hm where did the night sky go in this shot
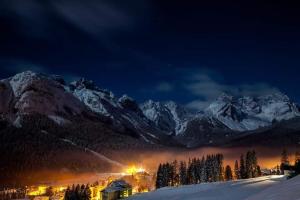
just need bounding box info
[1,0,300,109]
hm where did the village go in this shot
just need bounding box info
[0,166,154,200]
[1,149,298,200]
[0,163,294,200]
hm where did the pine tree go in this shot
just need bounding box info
[295,151,300,164]
[206,155,213,182]
[256,165,261,177]
[75,184,81,200]
[295,159,300,175]
[276,165,281,175]
[179,161,187,185]
[240,154,246,179]
[252,151,258,177]
[234,160,240,179]
[216,154,224,181]
[281,149,289,165]
[187,158,197,184]
[64,186,71,200]
[79,184,85,200]
[171,160,178,186]
[280,149,289,173]
[195,158,201,183]
[83,184,91,200]
[155,164,163,189]
[200,156,206,183]
[245,151,251,178]
[187,158,192,184]
[224,165,233,181]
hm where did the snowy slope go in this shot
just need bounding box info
[140,100,191,135]
[247,176,300,200]
[69,79,167,143]
[128,175,287,200]
[247,175,300,200]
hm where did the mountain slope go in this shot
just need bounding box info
[141,93,300,137]
[205,93,300,131]
[1,70,300,153]
[140,100,191,135]
[0,71,176,145]
[222,117,300,147]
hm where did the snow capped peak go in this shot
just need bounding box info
[118,94,134,103]
[164,100,178,110]
[1,71,300,146]
[11,70,39,78]
[70,78,98,90]
[50,74,66,85]
[259,92,290,102]
[0,70,87,125]
[205,92,300,131]
[118,94,141,112]
[8,71,43,97]
[216,92,234,102]
[140,100,191,135]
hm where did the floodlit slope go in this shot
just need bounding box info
[128,176,286,200]
[247,175,300,200]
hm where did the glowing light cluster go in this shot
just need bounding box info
[27,186,47,196]
[124,166,145,175]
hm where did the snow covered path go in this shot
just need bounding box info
[128,175,288,200]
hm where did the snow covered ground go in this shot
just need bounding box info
[128,175,300,200]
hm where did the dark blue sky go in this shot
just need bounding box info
[0,0,300,108]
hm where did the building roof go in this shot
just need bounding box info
[101,180,131,193]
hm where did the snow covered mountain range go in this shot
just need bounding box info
[141,92,299,133]
[0,71,300,147]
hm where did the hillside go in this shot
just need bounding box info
[128,175,300,200]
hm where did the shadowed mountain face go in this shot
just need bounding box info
[1,71,300,184]
[1,71,300,147]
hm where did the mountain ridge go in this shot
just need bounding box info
[0,70,300,148]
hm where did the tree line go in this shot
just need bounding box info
[280,149,300,178]
[155,150,261,189]
[234,150,261,179]
[64,184,91,200]
[0,189,26,200]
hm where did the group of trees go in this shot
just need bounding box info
[0,189,26,200]
[234,150,261,179]
[280,149,300,177]
[156,153,226,189]
[64,184,91,200]
[155,150,262,189]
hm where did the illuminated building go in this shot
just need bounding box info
[100,180,132,200]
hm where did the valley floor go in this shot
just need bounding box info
[128,175,300,200]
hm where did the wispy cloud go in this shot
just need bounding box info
[155,82,174,92]
[50,0,133,37]
[1,0,147,39]
[182,69,279,110]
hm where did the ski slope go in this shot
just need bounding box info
[128,175,300,200]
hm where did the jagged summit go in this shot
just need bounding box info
[205,91,300,131]
[1,71,300,147]
[140,100,191,135]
